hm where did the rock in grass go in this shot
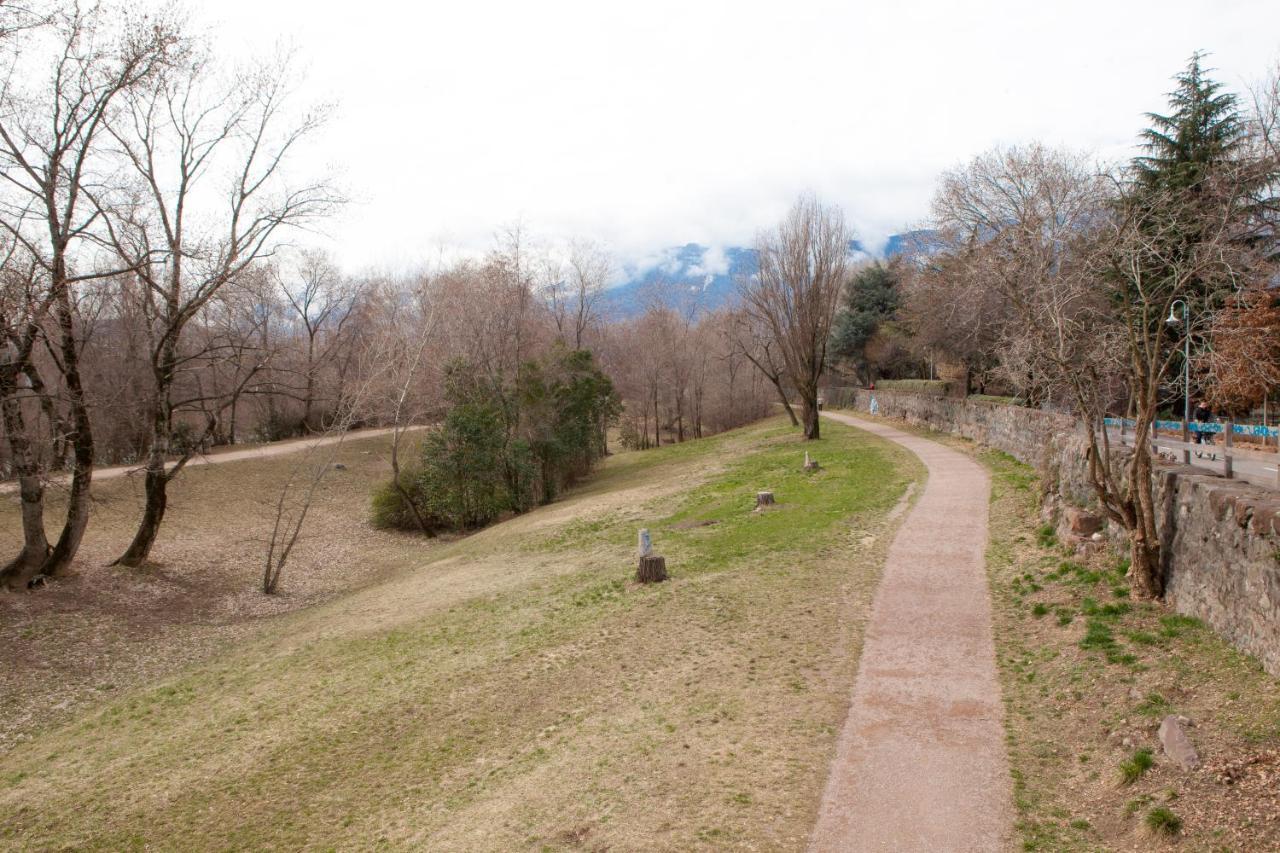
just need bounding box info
[1159,715,1201,770]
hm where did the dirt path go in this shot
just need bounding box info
[0,426,422,495]
[810,412,1011,851]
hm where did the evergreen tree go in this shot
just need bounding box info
[1135,52,1245,196]
[830,262,900,384]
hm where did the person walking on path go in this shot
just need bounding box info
[1193,399,1214,445]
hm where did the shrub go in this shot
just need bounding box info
[419,391,517,529]
[370,469,436,532]
[371,350,619,534]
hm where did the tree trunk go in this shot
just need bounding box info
[770,377,799,426]
[0,383,50,587]
[636,554,667,584]
[801,392,820,440]
[41,291,94,577]
[652,391,660,447]
[303,332,317,432]
[116,465,168,567]
[1125,433,1164,598]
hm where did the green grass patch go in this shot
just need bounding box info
[1145,806,1182,835]
[1118,748,1155,784]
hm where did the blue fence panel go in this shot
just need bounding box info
[1103,417,1277,438]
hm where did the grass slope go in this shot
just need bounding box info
[0,418,921,850]
[984,450,1280,852]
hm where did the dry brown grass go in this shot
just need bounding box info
[0,418,922,850]
[984,449,1280,852]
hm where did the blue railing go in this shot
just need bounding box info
[1103,417,1278,438]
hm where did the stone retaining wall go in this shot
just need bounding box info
[831,388,1280,677]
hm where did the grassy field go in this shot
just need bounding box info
[0,417,922,850]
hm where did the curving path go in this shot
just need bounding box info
[810,411,1011,852]
[0,426,423,496]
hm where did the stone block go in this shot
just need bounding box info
[1158,715,1201,770]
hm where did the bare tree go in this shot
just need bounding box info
[738,194,849,438]
[0,4,177,584]
[278,250,360,432]
[730,308,799,426]
[544,239,609,349]
[98,46,341,567]
[930,143,1270,598]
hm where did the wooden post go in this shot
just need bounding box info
[1223,422,1234,479]
[755,491,775,509]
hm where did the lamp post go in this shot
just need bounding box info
[1166,299,1190,463]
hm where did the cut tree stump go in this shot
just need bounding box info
[756,490,775,509]
[637,554,668,584]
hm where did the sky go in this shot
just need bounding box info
[185,0,1280,275]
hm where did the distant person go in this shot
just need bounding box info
[1192,399,1213,444]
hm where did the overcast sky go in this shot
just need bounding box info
[192,0,1280,275]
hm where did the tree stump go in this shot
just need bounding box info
[636,554,668,584]
[755,490,775,509]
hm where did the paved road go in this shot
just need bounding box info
[1106,428,1279,490]
[810,411,1011,852]
[0,426,419,496]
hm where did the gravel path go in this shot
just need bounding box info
[0,426,420,495]
[810,412,1011,852]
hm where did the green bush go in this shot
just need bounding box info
[371,349,619,535]
[420,391,518,529]
[370,471,432,531]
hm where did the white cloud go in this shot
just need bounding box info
[176,0,1279,272]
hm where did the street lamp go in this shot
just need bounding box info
[1166,299,1190,462]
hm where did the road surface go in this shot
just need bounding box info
[1106,428,1279,490]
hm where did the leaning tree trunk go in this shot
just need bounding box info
[115,465,168,567]
[117,353,178,567]
[768,376,799,427]
[41,293,94,577]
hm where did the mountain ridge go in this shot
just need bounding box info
[604,231,933,318]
